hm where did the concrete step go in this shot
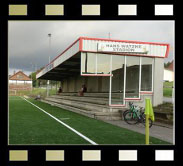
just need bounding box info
[50,95,109,105]
[44,97,124,113]
[41,99,122,120]
[57,92,123,99]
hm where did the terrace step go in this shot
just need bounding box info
[50,95,109,105]
[57,92,124,99]
[44,97,123,113]
[41,99,123,121]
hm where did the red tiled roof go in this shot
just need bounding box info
[9,71,31,81]
[166,61,174,71]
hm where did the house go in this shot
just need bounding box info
[9,71,32,91]
[164,61,174,82]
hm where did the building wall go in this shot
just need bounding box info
[153,58,164,106]
[101,77,110,92]
[62,79,68,92]
[164,69,174,82]
[86,77,99,92]
[9,80,32,84]
[62,76,110,93]
[67,77,75,92]
[75,76,86,92]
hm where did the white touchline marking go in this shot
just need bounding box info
[21,97,98,145]
[60,118,70,120]
[9,99,23,101]
[23,95,29,99]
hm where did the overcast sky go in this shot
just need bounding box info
[8,21,174,75]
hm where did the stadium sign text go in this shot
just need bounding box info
[98,42,148,53]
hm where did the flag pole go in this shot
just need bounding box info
[145,114,149,145]
[145,98,151,145]
[145,98,155,145]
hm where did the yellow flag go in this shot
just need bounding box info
[149,99,155,121]
[145,98,155,122]
[145,98,155,145]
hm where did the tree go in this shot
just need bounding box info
[29,67,60,88]
[29,72,37,87]
[164,61,172,68]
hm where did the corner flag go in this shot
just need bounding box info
[145,98,155,145]
[145,98,155,122]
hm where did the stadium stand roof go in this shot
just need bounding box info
[36,37,170,81]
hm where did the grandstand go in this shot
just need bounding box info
[36,37,170,120]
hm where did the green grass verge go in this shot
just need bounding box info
[13,88,57,98]
[163,88,173,97]
[163,81,173,87]
[9,96,171,145]
[163,81,173,97]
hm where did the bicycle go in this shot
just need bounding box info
[123,102,153,128]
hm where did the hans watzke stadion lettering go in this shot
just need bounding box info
[98,42,148,53]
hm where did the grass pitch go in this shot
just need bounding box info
[9,96,170,145]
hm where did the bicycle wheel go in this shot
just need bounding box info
[123,110,139,125]
[123,110,130,118]
[141,112,153,128]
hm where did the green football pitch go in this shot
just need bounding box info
[9,96,170,145]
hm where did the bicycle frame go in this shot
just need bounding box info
[129,102,141,119]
